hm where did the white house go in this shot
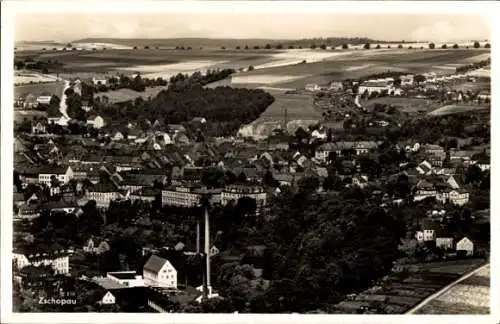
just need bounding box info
[92,77,108,86]
[143,255,178,288]
[437,189,470,206]
[358,80,393,95]
[36,96,52,105]
[112,131,124,141]
[13,246,69,275]
[31,121,47,134]
[305,84,321,92]
[100,291,116,305]
[415,229,436,242]
[38,165,74,186]
[87,115,105,129]
[456,237,474,256]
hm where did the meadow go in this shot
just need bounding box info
[14,80,66,98]
[428,104,490,116]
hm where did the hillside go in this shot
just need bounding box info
[72,38,286,49]
[71,37,395,49]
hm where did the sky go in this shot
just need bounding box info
[15,13,490,43]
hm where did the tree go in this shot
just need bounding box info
[221,46,226,50]
[429,43,436,49]
[310,44,317,50]
[398,44,403,49]
[453,44,459,49]
[248,65,255,71]
[473,41,481,49]
[342,44,348,49]
[144,45,150,49]
[265,44,272,50]
[235,45,240,50]
[276,44,283,50]
[441,44,447,49]
[320,44,327,50]
[414,74,426,84]
[244,45,249,50]
[485,43,491,48]
[375,44,381,49]
[465,165,483,185]
[363,43,371,50]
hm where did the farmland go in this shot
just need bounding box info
[331,258,487,314]
[14,80,66,98]
[413,264,490,314]
[237,90,320,139]
[428,104,490,116]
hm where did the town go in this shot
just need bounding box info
[12,36,491,314]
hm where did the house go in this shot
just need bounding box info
[220,185,267,210]
[400,74,414,86]
[415,220,440,242]
[423,144,445,156]
[12,243,69,275]
[358,80,393,95]
[86,114,105,129]
[162,185,220,208]
[92,77,108,86]
[168,124,187,134]
[210,246,220,257]
[352,175,369,189]
[436,236,454,250]
[416,161,433,175]
[83,238,111,255]
[38,165,74,186]
[100,291,116,305]
[130,187,161,203]
[305,84,321,92]
[143,255,177,288]
[191,117,207,124]
[173,132,190,145]
[86,182,123,208]
[36,96,52,106]
[31,121,47,134]
[42,200,78,214]
[16,205,41,220]
[437,188,470,206]
[329,81,343,91]
[111,131,125,141]
[456,237,474,256]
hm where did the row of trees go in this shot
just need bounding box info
[455,58,491,74]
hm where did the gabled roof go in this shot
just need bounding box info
[143,254,168,273]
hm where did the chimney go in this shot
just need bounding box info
[204,206,211,290]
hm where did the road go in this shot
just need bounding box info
[406,263,490,314]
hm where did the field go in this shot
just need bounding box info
[14,110,47,123]
[218,49,490,90]
[14,80,66,98]
[362,97,433,113]
[414,264,490,314]
[237,90,319,139]
[428,104,490,116]
[94,86,168,104]
[331,259,486,314]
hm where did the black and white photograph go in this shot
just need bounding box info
[1,1,497,322]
